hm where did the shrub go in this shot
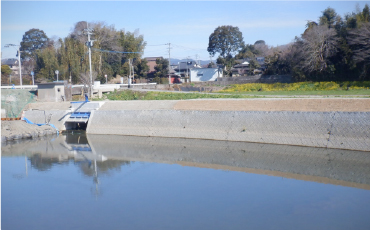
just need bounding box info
[219,81,370,93]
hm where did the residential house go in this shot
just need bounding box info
[1,58,19,75]
[231,61,251,77]
[231,57,265,77]
[172,61,201,82]
[167,64,181,83]
[144,57,163,76]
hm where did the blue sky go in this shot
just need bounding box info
[1,1,369,62]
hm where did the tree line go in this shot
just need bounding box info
[208,4,370,81]
[17,21,149,84]
[7,5,370,85]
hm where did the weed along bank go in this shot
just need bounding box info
[20,98,370,152]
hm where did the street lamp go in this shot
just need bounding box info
[186,56,191,82]
[55,70,59,81]
[4,44,22,87]
[31,71,35,85]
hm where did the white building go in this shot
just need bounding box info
[190,68,223,82]
[1,58,19,75]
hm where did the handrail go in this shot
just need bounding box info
[1,83,157,90]
[1,85,38,89]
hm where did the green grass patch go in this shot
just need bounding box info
[219,81,370,94]
[220,89,370,96]
[93,81,370,101]
[102,90,257,101]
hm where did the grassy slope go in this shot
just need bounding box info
[220,89,370,96]
[216,81,370,97]
[96,81,370,101]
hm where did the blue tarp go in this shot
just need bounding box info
[22,117,59,135]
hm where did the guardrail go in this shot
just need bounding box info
[1,85,38,89]
[1,83,157,90]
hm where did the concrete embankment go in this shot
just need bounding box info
[20,98,370,151]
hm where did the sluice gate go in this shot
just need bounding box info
[64,101,103,131]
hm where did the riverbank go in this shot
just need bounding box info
[86,98,369,151]
[4,98,370,151]
[1,120,58,143]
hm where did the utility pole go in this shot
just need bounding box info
[187,56,190,82]
[166,43,171,85]
[128,59,132,88]
[84,22,94,98]
[17,46,22,87]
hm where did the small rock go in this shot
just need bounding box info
[22,133,32,139]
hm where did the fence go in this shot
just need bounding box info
[1,89,36,118]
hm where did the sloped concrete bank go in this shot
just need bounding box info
[18,99,370,151]
[86,109,370,151]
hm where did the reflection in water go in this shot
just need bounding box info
[2,133,370,230]
[2,132,370,189]
[29,153,70,171]
[4,131,131,197]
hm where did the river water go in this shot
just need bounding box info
[2,132,370,230]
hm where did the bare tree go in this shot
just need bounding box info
[70,21,88,43]
[79,71,97,96]
[348,22,370,64]
[92,22,120,50]
[299,25,339,72]
[254,40,270,57]
[264,43,300,75]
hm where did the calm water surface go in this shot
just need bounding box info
[2,132,370,230]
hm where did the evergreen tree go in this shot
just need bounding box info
[20,28,49,60]
[35,46,59,81]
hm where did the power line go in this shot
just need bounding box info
[172,43,206,51]
[146,44,167,46]
[91,47,142,54]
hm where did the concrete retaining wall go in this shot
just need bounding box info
[86,110,370,151]
[216,74,292,85]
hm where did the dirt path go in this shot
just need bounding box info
[173,98,370,112]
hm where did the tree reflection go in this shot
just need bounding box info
[77,159,130,177]
[28,154,130,177]
[29,153,70,171]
